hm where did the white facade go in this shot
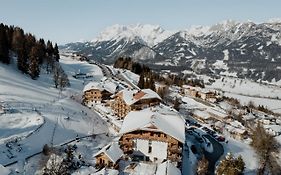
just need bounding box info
[134,139,168,162]
[86,100,101,107]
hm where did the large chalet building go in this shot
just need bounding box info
[83,80,117,107]
[118,110,185,164]
[111,89,162,119]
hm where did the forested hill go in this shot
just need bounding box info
[0,23,60,79]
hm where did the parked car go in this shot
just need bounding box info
[191,145,198,154]
[196,137,204,143]
[216,136,225,142]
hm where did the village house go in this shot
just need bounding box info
[198,89,219,103]
[118,110,185,164]
[181,85,199,97]
[83,79,117,107]
[225,120,248,140]
[94,142,123,169]
[111,89,162,119]
[122,160,181,175]
[182,85,220,102]
[191,108,229,124]
[264,125,281,136]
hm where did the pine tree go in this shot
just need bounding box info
[38,38,46,64]
[53,43,60,61]
[0,23,10,64]
[29,46,40,79]
[53,63,60,88]
[12,27,29,73]
[138,72,145,89]
[17,42,28,73]
[46,40,54,57]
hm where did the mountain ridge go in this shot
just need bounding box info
[61,20,281,83]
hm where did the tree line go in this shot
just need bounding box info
[0,23,60,79]
[113,57,196,90]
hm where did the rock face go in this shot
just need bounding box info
[61,21,281,82]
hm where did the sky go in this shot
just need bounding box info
[0,0,281,44]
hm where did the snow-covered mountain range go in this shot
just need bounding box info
[61,20,281,83]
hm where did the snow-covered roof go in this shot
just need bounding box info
[94,142,123,163]
[156,160,181,175]
[93,167,119,175]
[119,110,185,143]
[182,85,201,91]
[83,79,117,94]
[230,120,244,128]
[264,125,281,133]
[193,110,211,120]
[225,125,246,134]
[214,121,224,128]
[0,164,10,175]
[117,88,161,105]
[206,108,228,119]
[242,113,256,120]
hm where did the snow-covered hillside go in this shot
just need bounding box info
[0,56,110,173]
[205,76,281,113]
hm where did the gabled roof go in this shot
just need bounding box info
[119,110,185,143]
[156,160,181,175]
[83,79,117,94]
[116,88,161,105]
[94,142,123,163]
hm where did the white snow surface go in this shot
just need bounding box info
[0,56,108,169]
[206,77,281,113]
[0,164,10,175]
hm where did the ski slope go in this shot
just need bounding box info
[0,56,109,171]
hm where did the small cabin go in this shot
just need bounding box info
[94,142,123,169]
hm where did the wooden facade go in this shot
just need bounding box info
[119,130,183,163]
[111,96,131,119]
[95,153,119,169]
[111,94,161,119]
[83,89,113,107]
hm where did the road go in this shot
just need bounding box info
[203,134,224,175]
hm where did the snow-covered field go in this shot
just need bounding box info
[223,138,258,175]
[0,56,109,173]
[206,76,281,113]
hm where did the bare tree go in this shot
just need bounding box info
[53,63,70,90]
[197,156,209,175]
[250,123,281,175]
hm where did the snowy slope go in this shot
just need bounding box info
[205,76,281,113]
[0,56,109,170]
